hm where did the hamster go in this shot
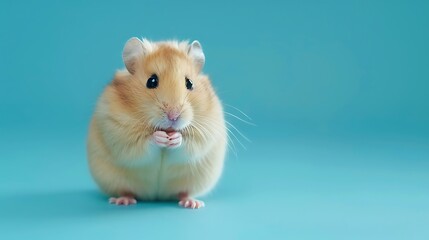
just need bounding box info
[87,37,227,209]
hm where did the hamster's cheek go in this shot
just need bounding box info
[143,108,163,127]
[181,104,194,122]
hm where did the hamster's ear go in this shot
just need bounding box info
[122,37,150,74]
[188,40,205,72]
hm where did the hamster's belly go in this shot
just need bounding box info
[128,145,192,200]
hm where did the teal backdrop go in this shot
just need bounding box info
[1,0,428,239]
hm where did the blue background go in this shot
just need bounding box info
[1,0,428,239]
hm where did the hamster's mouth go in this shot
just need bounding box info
[164,127,176,134]
[157,127,180,134]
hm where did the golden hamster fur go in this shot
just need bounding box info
[87,37,227,209]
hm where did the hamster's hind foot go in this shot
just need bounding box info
[178,198,205,209]
[109,196,137,206]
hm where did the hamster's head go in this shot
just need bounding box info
[111,37,216,134]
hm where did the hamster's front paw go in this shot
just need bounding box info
[167,131,182,148]
[152,131,182,148]
[152,131,170,147]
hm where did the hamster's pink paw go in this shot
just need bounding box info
[109,196,137,206]
[167,132,182,148]
[152,131,182,148]
[178,198,205,209]
[152,131,169,147]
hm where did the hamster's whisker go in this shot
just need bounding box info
[190,121,208,143]
[181,91,191,108]
[182,125,189,136]
[193,115,243,153]
[196,111,252,149]
[225,120,251,143]
[196,121,221,147]
[153,92,163,106]
[225,126,246,150]
[192,114,230,134]
[142,93,166,109]
[183,125,192,140]
[188,125,197,143]
[202,121,227,141]
[224,104,253,120]
[193,119,221,138]
[194,122,216,141]
[209,125,237,156]
[191,117,238,156]
[224,112,256,126]
[144,91,163,108]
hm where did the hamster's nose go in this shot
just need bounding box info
[167,110,180,122]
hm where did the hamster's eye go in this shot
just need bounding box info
[146,74,159,89]
[185,77,193,90]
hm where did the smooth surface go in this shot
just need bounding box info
[1,133,428,240]
[1,0,428,239]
